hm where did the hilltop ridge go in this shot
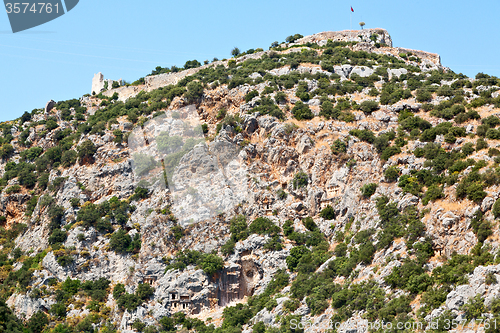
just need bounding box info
[98,29,442,103]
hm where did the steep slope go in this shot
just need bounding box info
[1,29,500,333]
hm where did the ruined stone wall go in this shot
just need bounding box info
[102,85,144,102]
[352,43,442,66]
[103,50,270,100]
[388,47,441,65]
[91,72,123,95]
[144,51,267,91]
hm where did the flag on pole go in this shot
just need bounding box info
[351,6,354,12]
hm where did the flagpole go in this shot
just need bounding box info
[350,12,352,30]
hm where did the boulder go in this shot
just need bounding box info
[388,68,408,79]
[350,66,374,78]
[334,64,353,78]
[482,196,495,212]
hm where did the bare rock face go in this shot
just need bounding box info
[297,134,314,154]
[7,293,54,319]
[5,26,500,333]
[440,265,500,316]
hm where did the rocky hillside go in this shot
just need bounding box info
[2,28,500,333]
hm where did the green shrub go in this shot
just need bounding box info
[61,150,77,168]
[483,116,500,128]
[359,100,379,114]
[286,245,310,271]
[113,283,155,312]
[477,138,489,151]
[489,148,500,157]
[385,259,430,293]
[221,239,236,256]
[49,229,67,245]
[380,146,401,160]
[21,147,43,161]
[282,220,294,237]
[274,92,287,104]
[77,140,97,164]
[470,211,492,243]
[477,124,490,137]
[229,214,248,242]
[131,319,146,332]
[231,47,240,57]
[416,89,432,102]
[198,254,224,276]
[70,198,80,208]
[159,316,175,331]
[319,205,336,220]
[291,101,314,120]
[249,217,279,235]
[285,34,303,43]
[45,118,59,131]
[171,225,184,241]
[276,189,287,200]
[251,96,286,120]
[319,100,340,119]
[201,124,208,134]
[5,185,21,194]
[295,81,310,101]
[486,128,500,140]
[420,128,436,142]
[50,302,67,318]
[185,81,204,103]
[109,229,141,254]
[422,185,444,205]
[493,198,500,218]
[216,108,227,120]
[57,255,74,267]
[27,311,49,333]
[486,272,498,285]
[331,139,347,155]
[292,171,308,189]
[462,295,485,320]
[130,186,149,201]
[444,132,456,143]
[462,142,475,156]
[349,129,375,144]
[0,144,14,159]
[245,90,259,102]
[302,217,318,231]
[384,166,400,182]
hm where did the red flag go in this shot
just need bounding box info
[351,6,354,12]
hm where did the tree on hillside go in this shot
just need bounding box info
[231,47,240,57]
[359,22,365,30]
[77,140,97,165]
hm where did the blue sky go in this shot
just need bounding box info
[0,0,499,122]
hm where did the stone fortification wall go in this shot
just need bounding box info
[91,72,123,95]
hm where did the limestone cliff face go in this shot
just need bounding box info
[2,29,500,333]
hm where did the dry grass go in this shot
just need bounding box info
[435,199,470,212]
